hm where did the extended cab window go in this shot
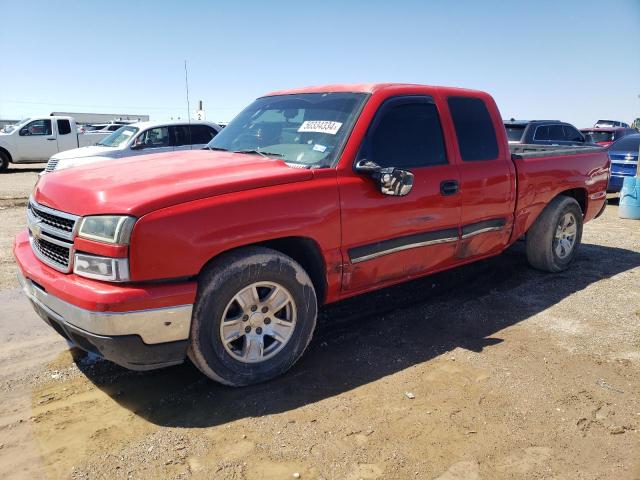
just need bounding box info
[548,125,564,141]
[20,119,52,136]
[447,97,498,161]
[363,98,447,169]
[57,119,71,135]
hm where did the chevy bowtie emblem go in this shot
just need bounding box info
[30,220,43,239]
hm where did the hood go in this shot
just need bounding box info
[33,150,314,217]
[52,145,120,160]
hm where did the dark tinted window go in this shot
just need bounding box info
[534,125,550,141]
[57,119,71,135]
[548,125,564,141]
[366,100,447,169]
[172,125,217,146]
[448,97,498,161]
[563,125,583,142]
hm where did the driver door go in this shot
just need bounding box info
[338,96,461,292]
[15,119,59,161]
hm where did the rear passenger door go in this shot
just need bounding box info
[171,125,218,151]
[446,95,516,260]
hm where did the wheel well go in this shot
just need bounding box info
[257,237,327,304]
[559,188,587,215]
[0,147,12,163]
[200,237,328,305]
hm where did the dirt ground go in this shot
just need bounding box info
[0,167,639,479]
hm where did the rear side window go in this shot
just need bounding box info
[548,125,564,141]
[172,125,217,146]
[57,119,71,135]
[364,98,448,169]
[534,126,550,141]
[448,97,498,161]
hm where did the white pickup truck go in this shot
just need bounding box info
[0,116,109,172]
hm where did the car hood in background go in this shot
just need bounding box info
[51,145,121,160]
[33,150,314,217]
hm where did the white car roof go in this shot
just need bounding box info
[124,120,222,130]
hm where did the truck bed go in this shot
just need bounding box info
[510,144,605,159]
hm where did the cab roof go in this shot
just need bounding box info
[264,83,489,97]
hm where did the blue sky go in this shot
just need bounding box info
[1,0,639,127]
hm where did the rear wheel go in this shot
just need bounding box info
[0,151,9,172]
[526,196,583,272]
[188,247,317,386]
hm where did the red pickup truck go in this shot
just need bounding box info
[14,83,609,386]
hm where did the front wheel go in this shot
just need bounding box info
[526,196,583,272]
[188,247,317,386]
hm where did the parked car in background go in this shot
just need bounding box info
[594,120,630,128]
[607,134,640,192]
[0,116,110,172]
[580,127,637,147]
[15,83,609,386]
[504,120,593,146]
[44,120,222,173]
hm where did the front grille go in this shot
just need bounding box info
[45,158,59,173]
[27,199,79,273]
[29,203,75,233]
[32,235,71,269]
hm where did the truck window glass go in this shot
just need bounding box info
[136,127,169,148]
[549,125,564,141]
[563,126,582,142]
[366,101,447,169]
[447,97,498,161]
[535,125,550,141]
[20,119,52,136]
[190,125,217,144]
[505,124,525,142]
[57,119,71,135]
[207,93,367,167]
[98,126,139,147]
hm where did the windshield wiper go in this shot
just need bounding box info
[205,146,229,151]
[233,149,284,158]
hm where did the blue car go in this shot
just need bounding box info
[608,134,640,193]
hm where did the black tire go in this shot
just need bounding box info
[0,151,9,173]
[526,196,583,272]
[188,246,317,386]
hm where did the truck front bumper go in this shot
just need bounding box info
[13,230,196,371]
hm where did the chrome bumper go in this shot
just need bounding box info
[17,271,193,345]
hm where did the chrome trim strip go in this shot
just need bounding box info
[27,208,75,241]
[18,271,193,345]
[460,226,503,239]
[28,196,81,223]
[351,237,458,264]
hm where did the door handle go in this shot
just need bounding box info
[46,138,56,141]
[440,180,459,196]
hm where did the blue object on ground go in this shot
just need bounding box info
[619,176,640,220]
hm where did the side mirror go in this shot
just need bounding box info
[355,159,414,197]
[19,128,29,136]
[583,134,594,143]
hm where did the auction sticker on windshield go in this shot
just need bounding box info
[298,121,342,135]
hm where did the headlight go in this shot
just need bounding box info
[74,253,129,282]
[78,216,135,244]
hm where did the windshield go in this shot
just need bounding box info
[98,126,139,147]
[505,124,525,142]
[207,92,368,167]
